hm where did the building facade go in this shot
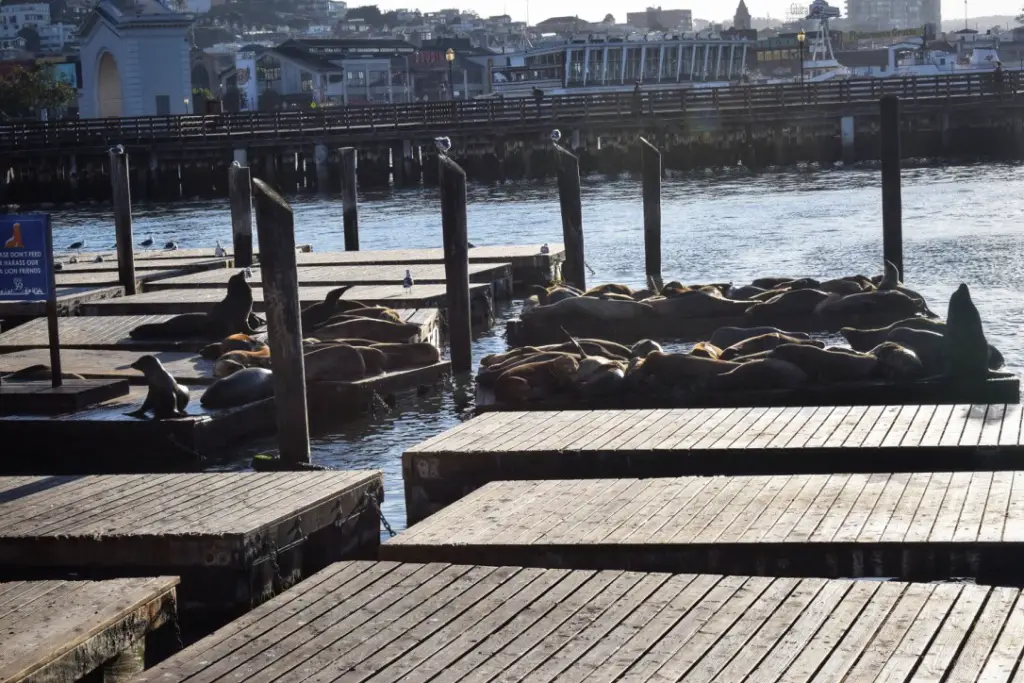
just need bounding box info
[625,8,694,32]
[844,0,939,31]
[733,0,752,30]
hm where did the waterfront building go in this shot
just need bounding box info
[844,0,939,31]
[626,8,694,32]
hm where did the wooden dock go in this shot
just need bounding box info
[52,244,313,262]
[0,285,123,320]
[0,308,439,352]
[136,559,1024,683]
[403,404,1024,524]
[54,267,222,290]
[0,473,382,620]
[54,256,232,273]
[0,577,179,683]
[385,472,1024,582]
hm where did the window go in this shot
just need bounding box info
[300,70,313,91]
[346,69,366,87]
[155,95,170,115]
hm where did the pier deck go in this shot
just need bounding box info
[404,404,1024,523]
[137,559,1024,683]
[77,283,494,317]
[0,308,439,352]
[0,285,123,320]
[54,256,232,273]
[52,244,313,262]
[54,267,213,290]
[0,472,382,619]
[386,472,1024,582]
[0,577,179,683]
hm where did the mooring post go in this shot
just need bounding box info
[438,153,472,374]
[880,94,903,280]
[252,178,310,465]
[640,137,662,287]
[228,162,253,268]
[553,142,586,291]
[108,145,137,296]
[339,147,359,251]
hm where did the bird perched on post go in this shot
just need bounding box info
[403,269,414,291]
[215,241,226,258]
[434,137,452,154]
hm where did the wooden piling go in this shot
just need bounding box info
[108,146,136,296]
[553,143,586,290]
[340,147,359,251]
[438,154,472,374]
[228,162,253,268]
[880,95,903,279]
[640,137,662,287]
[252,178,310,465]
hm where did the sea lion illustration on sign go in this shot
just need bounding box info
[4,222,24,248]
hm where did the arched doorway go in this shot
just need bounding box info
[97,51,123,118]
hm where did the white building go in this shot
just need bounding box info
[0,1,76,53]
[327,0,348,18]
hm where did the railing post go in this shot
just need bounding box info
[252,178,310,466]
[880,95,903,280]
[108,145,136,296]
[228,161,253,268]
[553,139,586,291]
[639,137,661,287]
[438,154,472,374]
[339,147,359,251]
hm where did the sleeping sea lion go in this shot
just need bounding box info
[200,333,267,360]
[816,278,864,295]
[630,339,663,358]
[815,289,930,325]
[726,285,767,300]
[648,290,750,318]
[746,289,830,323]
[201,367,275,409]
[522,296,657,322]
[370,342,441,370]
[126,355,189,419]
[840,317,946,351]
[341,307,402,323]
[313,318,422,344]
[629,351,740,390]
[478,352,576,387]
[529,285,580,306]
[767,344,877,384]
[300,286,355,330]
[869,342,925,381]
[303,343,368,381]
[130,271,256,340]
[751,276,798,290]
[945,283,990,381]
[777,277,821,290]
[709,326,812,350]
[719,333,824,361]
[493,355,579,403]
[213,348,272,377]
[704,358,808,392]
[584,283,634,297]
[689,342,723,359]
[885,327,946,376]
[3,364,86,381]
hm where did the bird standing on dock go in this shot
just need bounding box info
[244,267,253,279]
[434,137,452,154]
[164,241,178,251]
[139,236,153,248]
[67,239,86,250]
[93,254,104,263]
[215,241,226,258]
[540,243,550,255]
[403,269,414,292]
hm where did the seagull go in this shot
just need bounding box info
[93,254,104,263]
[550,129,561,143]
[403,269,414,291]
[468,241,476,249]
[164,241,178,251]
[214,241,226,258]
[434,136,452,154]
[244,267,253,279]
[54,262,63,271]
[540,243,550,254]
[69,255,79,264]
[139,236,153,248]
[67,239,85,250]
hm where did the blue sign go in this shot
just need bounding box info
[0,215,53,301]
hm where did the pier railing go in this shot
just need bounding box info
[2,71,1018,153]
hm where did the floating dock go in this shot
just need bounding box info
[384,472,1024,582]
[52,244,314,262]
[0,577,179,683]
[136,560,1024,682]
[0,285,123,321]
[54,256,232,273]
[0,473,382,625]
[404,404,1024,523]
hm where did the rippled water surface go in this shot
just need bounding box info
[50,163,1024,531]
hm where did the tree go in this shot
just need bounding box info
[346,4,384,26]
[0,65,76,120]
[1016,7,1023,24]
[602,13,615,23]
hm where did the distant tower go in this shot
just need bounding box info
[733,0,752,29]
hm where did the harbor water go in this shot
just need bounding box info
[49,162,1024,531]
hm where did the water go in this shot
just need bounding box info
[51,162,1024,531]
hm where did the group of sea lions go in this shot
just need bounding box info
[481,282,1001,405]
[522,261,937,333]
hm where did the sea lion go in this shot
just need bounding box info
[480,346,548,368]
[130,271,256,340]
[313,318,421,344]
[201,367,275,409]
[478,352,576,387]
[689,342,723,359]
[126,355,189,419]
[709,326,813,350]
[815,289,930,326]
[886,327,947,376]
[493,355,579,403]
[767,344,877,384]
[748,289,788,302]
[212,358,246,378]
[817,278,864,295]
[629,351,740,390]
[213,348,272,377]
[591,292,636,302]
[523,295,657,322]
[481,340,628,368]
[648,290,750,319]
[705,358,808,392]
[584,283,633,297]
[630,339,663,358]
[529,285,580,306]
[726,285,767,300]
[565,335,626,385]
[746,289,830,323]
[777,277,821,290]
[840,317,947,351]
[660,281,690,297]
[751,276,798,290]
[300,286,355,330]
[303,343,368,381]
[878,260,901,290]
[945,283,990,382]
[576,364,626,396]
[3,364,86,381]
[370,342,441,369]
[200,333,267,360]
[719,333,824,361]
[870,342,925,381]
[340,307,402,323]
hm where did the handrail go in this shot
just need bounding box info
[1,71,1018,152]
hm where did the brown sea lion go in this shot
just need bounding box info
[748,288,788,302]
[689,342,723,359]
[630,351,740,389]
[3,364,86,381]
[584,283,633,297]
[130,270,256,340]
[370,342,441,370]
[213,348,272,377]
[648,290,750,318]
[945,283,989,382]
[300,285,355,331]
[767,344,877,383]
[815,290,931,326]
[705,358,808,392]
[341,307,402,323]
[200,367,274,409]
[726,285,767,300]
[777,277,821,290]
[200,333,267,360]
[523,295,656,321]
[303,343,367,382]
[870,342,925,381]
[529,285,580,305]
[478,351,575,387]
[816,278,864,295]
[493,355,579,403]
[719,333,824,361]
[840,317,946,351]
[746,289,831,323]
[630,339,663,358]
[709,326,813,350]
[313,318,422,344]
[886,327,946,376]
[212,358,246,378]
[480,346,547,367]
[126,355,189,419]
[752,276,798,290]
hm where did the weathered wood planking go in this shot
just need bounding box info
[0,349,216,384]
[0,285,123,318]
[53,245,313,262]
[385,473,1024,581]
[78,283,493,317]
[0,472,382,617]
[136,560,1024,683]
[143,262,512,290]
[403,404,1024,524]
[54,268,198,289]
[293,243,563,268]
[0,308,439,352]
[53,256,231,273]
[0,577,178,683]
[0,378,130,414]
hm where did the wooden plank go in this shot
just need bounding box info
[0,577,178,683]
[0,348,215,384]
[53,257,231,273]
[292,244,564,268]
[53,245,313,262]
[0,285,124,318]
[54,268,189,289]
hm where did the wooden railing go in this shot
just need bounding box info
[1,72,1018,153]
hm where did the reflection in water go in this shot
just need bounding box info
[52,163,1024,530]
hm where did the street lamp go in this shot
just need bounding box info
[796,30,806,86]
[445,48,455,101]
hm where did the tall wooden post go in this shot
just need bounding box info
[553,143,586,291]
[109,145,136,296]
[228,162,253,268]
[438,154,472,374]
[252,178,310,465]
[640,137,662,287]
[339,147,359,251]
[880,95,903,280]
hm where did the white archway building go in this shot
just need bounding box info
[78,0,195,118]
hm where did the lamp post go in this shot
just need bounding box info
[796,30,806,87]
[445,48,455,100]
